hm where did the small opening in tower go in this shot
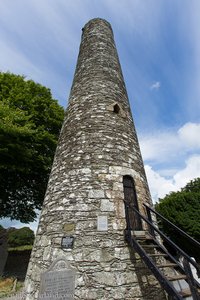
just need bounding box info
[113,104,120,114]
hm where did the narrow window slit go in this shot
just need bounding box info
[113,104,120,114]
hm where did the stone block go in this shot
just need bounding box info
[76,220,95,230]
[114,247,130,260]
[88,189,105,198]
[42,246,51,261]
[100,199,114,211]
[112,218,126,230]
[40,236,50,247]
[82,168,91,174]
[113,182,123,191]
[113,199,126,218]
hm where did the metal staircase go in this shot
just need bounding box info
[124,203,200,300]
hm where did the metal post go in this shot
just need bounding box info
[145,205,156,238]
[183,257,200,300]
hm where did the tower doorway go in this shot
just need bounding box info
[123,175,142,231]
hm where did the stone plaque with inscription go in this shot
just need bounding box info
[61,236,74,250]
[39,257,76,300]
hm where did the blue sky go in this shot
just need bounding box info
[0,0,200,231]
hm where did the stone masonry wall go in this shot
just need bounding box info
[24,19,166,300]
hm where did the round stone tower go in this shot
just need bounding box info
[24,18,165,300]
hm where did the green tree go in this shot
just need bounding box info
[0,72,64,222]
[155,178,200,261]
[7,227,35,247]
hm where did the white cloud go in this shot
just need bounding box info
[150,81,161,90]
[178,122,200,148]
[140,122,200,163]
[145,155,200,203]
[141,122,200,202]
[173,155,200,188]
[145,165,176,200]
[140,131,179,162]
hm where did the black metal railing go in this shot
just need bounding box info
[124,202,200,300]
[144,203,200,300]
[143,203,200,272]
[144,203,200,251]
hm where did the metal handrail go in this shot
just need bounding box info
[127,231,183,300]
[144,203,200,249]
[125,202,200,299]
[126,203,200,275]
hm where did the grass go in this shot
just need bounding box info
[8,245,32,252]
[0,277,24,298]
[0,245,31,298]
